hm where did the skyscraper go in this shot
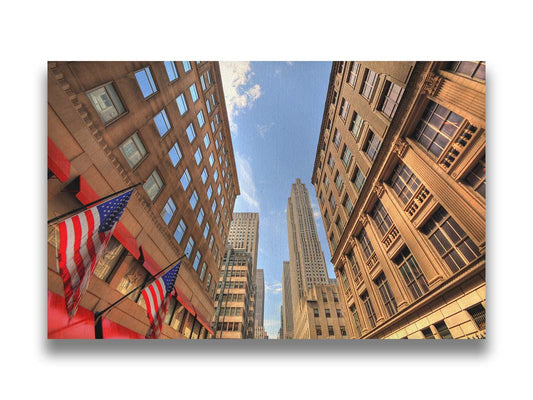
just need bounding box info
[254,269,265,329]
[214,212,259,338]
[282,178,347,339]
[281,261,294,338]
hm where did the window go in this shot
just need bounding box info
[393,247,429,300]
[201,168,208,183]
[206,272,212,290]
[204,223,210,239]
[379,81,405,119]
[153,109,171,137]
[340,326,347,336]
[182,61,192,72]
[350,304,362,337]
[463,156,486,198]
[339,98,350,120]
[211,121,216,134]
[143,170,163,200]
[200,75,206,91]
[197,207,205,226]
[185,236,195,258]
[87,82,126,124]
[434,320,453,339]
[207,185,213,200]
[325,308,331,318]
[176,93,188,115]
[361,291,377,328]
[357,228,374,259]
[180,169,191,190]
[203,133,211,149]
[199,263,207,281]
[411,101,464,157]
[375,272,398,317]
[347,62,360,86]
[347,249,360,276]
[332,91,338,105]
[208,235,214,250]
[194,147,203,165]
[334,171,344,193]
[370,200,393,236]
[421,206,481,273]
[332,129,341,148]
[197,110,205,127]
[362,130,382,161]
[328,154,335,170]
[352,166,366,192]
[316,325,322,336]
[186,123,196,142]
[135,66,157,98]
[189,190,199,209]
[119,132,146,168]
[168,142,182,167]
[448,61,485,81]
[314,308,319,317]
[93,237,124,281]
[328,193,336,210]
[342,194,353,217]
[164,61,179,82]
[211,93,216,106]
[466,303,486,330]
[212,200,217,214]
[189,83,199,102]
[361,68,378,100]
[206,99,211,114]
[174,219,187,243]
[193,252,201,270]
[209,153,215,166]
[328,326,334,336]
[421,327,434,339]
[341,145,352,169]
[160,197,176,225]
[349,112,364,141]
[336,309,342,318]
[389,162,421,205]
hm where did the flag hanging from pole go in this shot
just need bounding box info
[56,189,134,318]
[141,262,181,339]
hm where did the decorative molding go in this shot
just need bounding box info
[393,138,409,159]
[359,214,368,227]
[373,183,385,198]
[422,73,444,97]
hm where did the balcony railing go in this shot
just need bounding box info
[464,330,486,340]
[381,224,400,249]
[365,252,379,271]
[439,124,478,171]
[405,184,431,218]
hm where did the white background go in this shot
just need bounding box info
[1,1,530,399]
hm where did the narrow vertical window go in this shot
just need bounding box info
[176,93,188,115]
[164,61,179,82]
[135,66,158,98]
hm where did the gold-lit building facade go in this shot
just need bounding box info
[48,61,239,339]
[312,61,486,339]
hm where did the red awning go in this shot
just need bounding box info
[74,176,99,204]
[140,246,161,276]
[48,137,71,182]
[175,288,196,317]
[102,318,144,339]
[47,291,95,339]
[195,311,214,335]
[113,222,141,260]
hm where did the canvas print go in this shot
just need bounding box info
[47,61,486,339]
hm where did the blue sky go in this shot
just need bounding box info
[219,61,332,338]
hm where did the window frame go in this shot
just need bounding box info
[86,81,127,126]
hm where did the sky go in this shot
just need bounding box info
[219,61,332,338]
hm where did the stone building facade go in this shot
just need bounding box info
[312,61,486,339]
[48,61,239,339]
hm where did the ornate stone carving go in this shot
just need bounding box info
[393,138,409,159]
[422,73,444,97]
[359,214,368,227]
[373,183,385,198]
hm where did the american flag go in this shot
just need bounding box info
[56,189,133,318]
[141,263,181,339]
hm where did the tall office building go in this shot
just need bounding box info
[48,61,239,339]
[254,269,265,329]
[281,261,293,338]
[214,212,259,338]
[312,61,485,339]
[282,179,348,339]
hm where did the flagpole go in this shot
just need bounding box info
[93,254,187,323]
[47,182,143,226]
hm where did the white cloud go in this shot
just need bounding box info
[310,201,322,221]
[234,152,260,212]
[257,122,274,138]
[265,281,282,294]
[219,62,262,134]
